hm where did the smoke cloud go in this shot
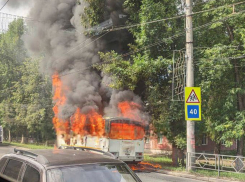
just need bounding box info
[23,0,148,126]
[4,0,33,9]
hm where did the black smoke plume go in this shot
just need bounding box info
[23,0,148,123]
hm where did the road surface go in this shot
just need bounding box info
[137,172,204,182]
[0,145,14,157]
[0,145,204,182]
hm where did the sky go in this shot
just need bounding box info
[0,0,31,17]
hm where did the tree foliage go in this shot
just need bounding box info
[96,0,245,159]
[0,20,55,143]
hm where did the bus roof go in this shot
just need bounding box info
[104,117,138,122]
[104,117,147,127]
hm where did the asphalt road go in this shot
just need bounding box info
[137,172,204,182]
[0,145,14,157]
[0,145,204,182]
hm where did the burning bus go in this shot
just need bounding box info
[58,117,146,163]
[52,74,148,163]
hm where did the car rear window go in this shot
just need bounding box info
[3,159,23,180]
[0,158,7,173]
[47,163,138,182]
[23,165,40,182]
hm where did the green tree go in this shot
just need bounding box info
[0,19,26,142]
[0,19,55,144]
[12,59,55,143]
[81,0,245,159]
[193,0,245,155]
[97,0,187,166]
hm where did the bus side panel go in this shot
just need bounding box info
[108,139,121,154]
[99,138,109,152]
[75,135,109,152]
[134,139,144,161]
[135,140,144,153]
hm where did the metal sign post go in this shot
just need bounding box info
[186,0,195,171]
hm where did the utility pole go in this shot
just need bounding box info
[186,0,195,171]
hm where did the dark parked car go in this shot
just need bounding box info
[0,148,142,182]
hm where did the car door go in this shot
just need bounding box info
[0,158,24,182]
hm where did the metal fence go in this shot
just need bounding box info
[186,152,245,176]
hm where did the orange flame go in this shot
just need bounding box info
[52,73,69,135]
[52,73,105,141]
[109,123,144,140]
[71,108,105,137]
[118,101,142,121]
[52,73,146,144]
[115,101,145,140]
[128,162,162,171]
[140,162,162,169]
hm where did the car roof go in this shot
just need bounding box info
[6,149,123,168]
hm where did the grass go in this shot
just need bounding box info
[3,141,54,149]
[143,154,245,181]
[143,154,185,171]
[191,169,245,181]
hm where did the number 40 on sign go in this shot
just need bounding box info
[185,87,201,121]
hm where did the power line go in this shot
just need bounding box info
[104,14,186,32]
[192,1,245,15]
[1,1,244,32]
[0,12,69,23]
[55,9,245,78]
[0,0,10,11]
[2,8,245,80]
[193,0,215,6]
[58,31,110,60]
[48,32,110,76]
[120,9,245,59]
[1,4,245,79]
[195,55,245,62]
[101,1,245,33]
[51,31,108,64]
[56,50,245,79]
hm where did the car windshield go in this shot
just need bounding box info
[47,163,138,182]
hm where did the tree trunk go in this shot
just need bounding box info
[234,60,245,155]
[21,134,28,144]
[226,23,245,156]
[172,143,185,167]
[178,148,185,167]
[214,142,221,154]
[8,129,11,143]
[172,143,179,166]
[237,137,244,156]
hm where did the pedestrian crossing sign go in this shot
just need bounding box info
[185,87,201,121]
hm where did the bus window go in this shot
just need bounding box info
[105,119,111,134]
[109,123,144,140]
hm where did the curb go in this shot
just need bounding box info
[156,169,241,182]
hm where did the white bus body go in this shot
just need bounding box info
[58,117,146,163]
[74,136,144,162]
